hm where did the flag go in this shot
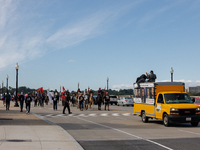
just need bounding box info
[62,86,65,94]
[37,87,43,95]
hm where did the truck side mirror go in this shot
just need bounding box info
[192,98,195,103]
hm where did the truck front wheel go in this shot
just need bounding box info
[163,114,170,127]
[141,111,148,123]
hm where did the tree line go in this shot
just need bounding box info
[0,86,134,96]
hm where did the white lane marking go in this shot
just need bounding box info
[112,113,119,116]
[122,113,131,116]
[88,114,96,117]
[77,117,173,150]
[68,114,74,117]
[78,114,85,117]
[178,129,200,135]
[57,114,65,117]
[100,113,108,116]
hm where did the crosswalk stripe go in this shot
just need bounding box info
[112,113,119,116]
[100,113,108,116]
[122,113,131,116]
[88,114,96,116]
[57,114,65,117]
[78,114,85,117]
[36,113,131,118]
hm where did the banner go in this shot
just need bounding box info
[47,90,54,104]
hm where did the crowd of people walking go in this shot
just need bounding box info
[1,87,111,114]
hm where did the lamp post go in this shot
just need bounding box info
[78,82,79,90]
[2,81,3,94]
[14,63,19,107]
[107,77,109,92]
[170,67,174,82]
[6,75,9,94]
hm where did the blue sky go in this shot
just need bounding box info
[0,0,200,91]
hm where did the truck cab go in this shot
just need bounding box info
[133,82,200,127]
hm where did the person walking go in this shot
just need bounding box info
[84,89,88,110]
[34,94,38,107]
[53,90,59,111]
[79,93,84,111]
[104,92,110,111]
[6,93,11,110]
[25,93,32,114]
[97,88,104,110]
[63,91,72,114]
[19,92,25,112]
[2,93,5,107]
[76,89,81,109]
[71,92,76,107]
[41,93,45,107]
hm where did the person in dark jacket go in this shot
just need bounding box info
[104,92,110,111]
[136,74,147,88]
[25,93,32,114]
[79,93,84,111]
[97,88,104,110]
[19,92,24,112]
[6,93,11,110]
[53,90,59,111]
[146,70,157,82]
[63,91,72,114]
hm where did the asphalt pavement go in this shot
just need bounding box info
[1,101,200,150]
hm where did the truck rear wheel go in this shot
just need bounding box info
[191,122,199,127]
[163,114,170,127]
[141,111,148,123]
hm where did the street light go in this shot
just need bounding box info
[2,81,3,94]
[14,63,19,107]
[170,67,174,82]
[107,77,109,92]
[6,75,9,94]
[78,82,79,90]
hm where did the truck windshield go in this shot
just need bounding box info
[164,93,193,104]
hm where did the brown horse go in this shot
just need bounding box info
[89,93,94,109]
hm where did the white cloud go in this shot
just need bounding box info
[67,60,75,63]
[0,1,140,70]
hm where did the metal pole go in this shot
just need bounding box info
[2,82,3,94]
[7,78,8,94]
[171,73,173,82]
[15,69,19,107]
[107,79,108,92]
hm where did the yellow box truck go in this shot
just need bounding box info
[133,82,200,127]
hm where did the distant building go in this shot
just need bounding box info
[188,86,200,93]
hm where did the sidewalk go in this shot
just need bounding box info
[0,101,83,150]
